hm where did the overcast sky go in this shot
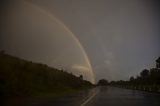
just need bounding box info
[0,0,160,83]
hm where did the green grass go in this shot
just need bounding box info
[0,52,93,98]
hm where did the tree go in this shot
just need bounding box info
[156,57,160,68]
[140,69,149,78]
[97,79,108,86]
[130,76,134,82]
[79,75,83,80]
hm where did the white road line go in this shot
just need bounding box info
[80,90,99,106]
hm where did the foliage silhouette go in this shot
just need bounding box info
[109,57,160,92]
[97,79,108,86]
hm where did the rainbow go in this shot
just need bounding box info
[23,1,95,83]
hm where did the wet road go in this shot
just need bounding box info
[85,86,160,106]
[5,88,96,106]
[5,86,160,106]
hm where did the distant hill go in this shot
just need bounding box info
[0,51,93,98]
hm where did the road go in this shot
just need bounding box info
[85,86,160,106]
[4,86,160,106]
[4,88,96,106]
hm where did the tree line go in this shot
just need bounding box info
[97,57,160,93]
[108,57,160,92]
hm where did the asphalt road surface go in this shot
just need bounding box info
[4,86,160,106]
[85,86,160,106]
